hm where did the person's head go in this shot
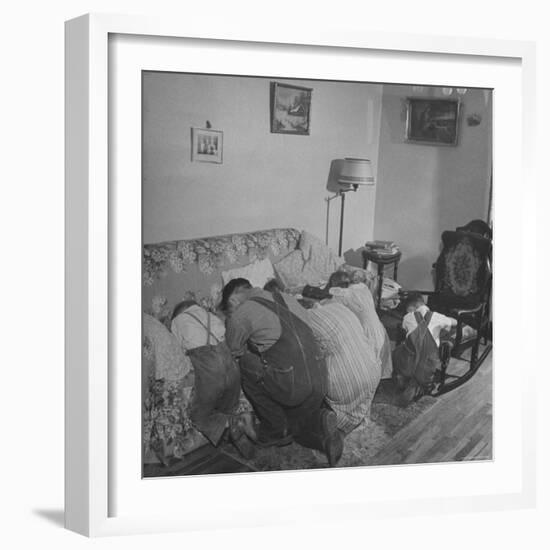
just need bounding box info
[403,292,425,314]
[171,299,198,321]
[220,278,252,314]
[263,278,283,293]
[326,270,351,290]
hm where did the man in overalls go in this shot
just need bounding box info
[221,278,343,467]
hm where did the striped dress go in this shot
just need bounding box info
[307,302,382,434]
[329,283,393,379]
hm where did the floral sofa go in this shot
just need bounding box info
[142,227,375,464]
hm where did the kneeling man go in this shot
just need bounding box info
[221,278,343,466]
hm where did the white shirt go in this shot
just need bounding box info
[171,305,226,351]
[402,305,456,346]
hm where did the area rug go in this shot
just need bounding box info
[223,341,490,472]
[222,377,438,472]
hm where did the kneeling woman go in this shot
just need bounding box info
[307,301,382,434]
[326,271,393,379]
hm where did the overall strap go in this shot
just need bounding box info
[412,310,429,341]
[250,295,299,331]
[413,310,432,327]
[249,295,311,367]
[409,310,437,352]
[272,290,288,310]
[249,296,279,313]
[182,310,220,345]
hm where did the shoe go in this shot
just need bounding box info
[228,416,256,459]
[321,410,343,467]
[325,431,344,467]
[228,412,258,441]
[230,432,256,460]
[238,412,258,441]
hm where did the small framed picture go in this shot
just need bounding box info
[405,98,461,145]
[191,127,223,163]
[270,82,312,135]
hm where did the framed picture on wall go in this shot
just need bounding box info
[191,127,223,163]
[405,98,461,145]
[270,82,312,135]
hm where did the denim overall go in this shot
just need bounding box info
[239,292,328,450]
[392,310,439,401]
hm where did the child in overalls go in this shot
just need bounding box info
[171,300,256,457]
[392,293,457,406]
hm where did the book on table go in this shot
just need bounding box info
[365,240,395,250]
[365,241,400,257]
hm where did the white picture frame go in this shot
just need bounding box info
[191,127,224,164]
[65,13,537,537]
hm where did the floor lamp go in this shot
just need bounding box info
[326,158,375,256]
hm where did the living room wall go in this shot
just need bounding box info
[373,85,492,289]
[143,72,383,260]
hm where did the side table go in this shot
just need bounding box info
[362,248,402,310]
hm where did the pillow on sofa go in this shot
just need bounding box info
[272,249,306,289]
[274,231,345,288]
[300,231,344,284]
[221,257,276,289]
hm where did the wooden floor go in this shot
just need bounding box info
[370,351,493,465]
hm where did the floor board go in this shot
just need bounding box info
[370,351,492,465]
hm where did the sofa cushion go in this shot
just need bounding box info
[221,257,276,289]
[272,249,306,289]
[299,230,345,275]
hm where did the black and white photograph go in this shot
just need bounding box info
[141,72,493,478]
[191,127,223,163]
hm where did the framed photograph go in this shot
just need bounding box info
[270,82,312,134]
[65,13,535,537]
[191,127,223,163]
[405,98,460,145]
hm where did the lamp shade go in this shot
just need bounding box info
[337,158,374,186]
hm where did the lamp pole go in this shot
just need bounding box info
[338,191,346,257]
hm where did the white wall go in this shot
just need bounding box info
[143,72,382,260]
[373,85,492,289]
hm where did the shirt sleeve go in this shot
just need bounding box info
[402,312,417,336]
[434,312,457,330]
[225,310,253,358]
[208,312,226,342]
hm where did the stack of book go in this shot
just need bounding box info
[365,240,400,257]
